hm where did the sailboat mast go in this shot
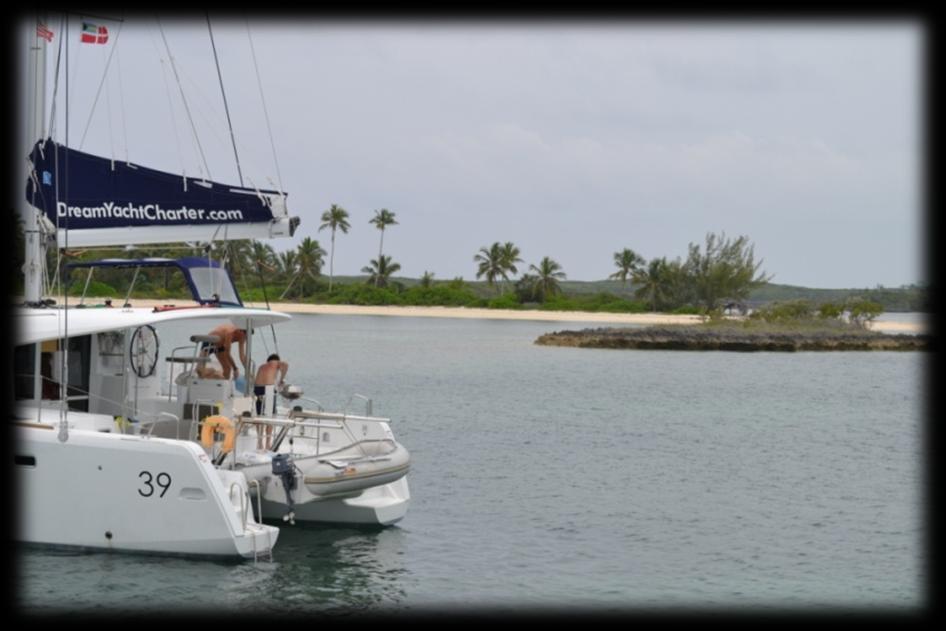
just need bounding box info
[23,13,48,304]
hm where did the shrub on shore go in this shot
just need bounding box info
[323,283,401,306]
[401,284,481,307]
[750,298,884,330]
[539,292,647,313]
[487,293,522,310]
[67,280,118,298]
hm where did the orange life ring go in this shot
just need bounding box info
[200,415,236,454]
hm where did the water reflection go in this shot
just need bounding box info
[245,523,409,613]
[16,524,409,615]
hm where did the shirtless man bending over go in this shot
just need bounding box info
[198,323,248,380]
[255,353,289,449]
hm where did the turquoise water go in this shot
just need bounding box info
[15,314,927,614]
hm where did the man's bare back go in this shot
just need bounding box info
[208,323,243,348]
[255,355,289,386]
[201,323,248,379]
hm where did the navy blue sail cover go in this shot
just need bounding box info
[25,138,284,230]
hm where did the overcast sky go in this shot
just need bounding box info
[23,17,923,289]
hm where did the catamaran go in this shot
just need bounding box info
[14,14,410,559]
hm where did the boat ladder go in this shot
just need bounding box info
[230,479,272,563]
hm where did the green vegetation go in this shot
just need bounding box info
[749,298,885,329]
[67,280,118,298]
[538,293,647,313]
[683,232,772,311]
[15,207,927,315]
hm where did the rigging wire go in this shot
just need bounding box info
[67,19,81,136]
[103,44,115,163]
[250,242,279,355]
[42,14,66,296]
[46,14,64,141]
[115,21,130,164]
[245,18,284,353]
[156,16,212,181]
[162,62,260,180]
[150,24,187,180]
[206,13,244,187]
[77,18,123,150]
[58,12,71,443]
[159,51,280,191]
[246,17,285,195]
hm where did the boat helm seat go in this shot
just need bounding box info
[190,334,221,344]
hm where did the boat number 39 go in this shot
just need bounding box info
[138,471,172,498]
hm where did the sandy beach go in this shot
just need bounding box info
[100,298,924,334]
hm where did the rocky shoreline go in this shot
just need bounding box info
[535,325,932,351]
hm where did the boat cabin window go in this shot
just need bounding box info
[14,344,36,400]
[40,345,58,400]
[96,331,125,374]
[32,336,92,412]
[65,336,92,412]
[188,266,241,305]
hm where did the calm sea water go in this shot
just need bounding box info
[15,314,927,615]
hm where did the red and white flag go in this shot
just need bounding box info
[80,21,108,45]
[36,22,54,42]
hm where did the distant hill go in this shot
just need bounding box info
[747,282,928,312]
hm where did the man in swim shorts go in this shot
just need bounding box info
[254,353,289,449]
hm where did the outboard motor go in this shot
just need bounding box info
[271,453,297,525]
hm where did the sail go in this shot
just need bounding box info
[25,138,299,248]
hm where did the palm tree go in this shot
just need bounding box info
[250,241,278,273]
[278,250,297,281]
[282,237,325,299]
[609,248,645,290]
[246,241,277,301]
[515,273,540,302]
[318,203,351,292]
[420,271,435,288]
[203,239,249,297]
[500,241,523,291]
[474,242,505,295]
[277,250,298,299]
[369,208,398,286]
[222,239,254,280]
[361,254,401,288]
[529,256,566,301]
[632,257,672,312]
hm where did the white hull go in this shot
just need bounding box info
[259,477,410,525]
[16,423,278,559]
[233,434,411,526]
